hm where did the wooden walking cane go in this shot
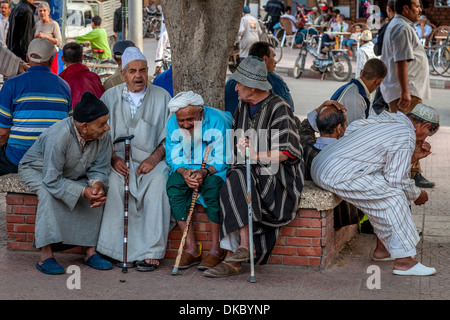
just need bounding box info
[172,145,213,275]
[246,146,256,283]
[113,135,134,273]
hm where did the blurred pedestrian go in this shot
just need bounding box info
[238,6,263,61]
[0,0,10,44]
[6,0,35,61]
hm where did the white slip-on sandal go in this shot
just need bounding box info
[393,262,436,276]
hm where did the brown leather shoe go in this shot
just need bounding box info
[203,261,243,278]
[177,243,202,270]
[225,246,250,262]
[198,251,225,271]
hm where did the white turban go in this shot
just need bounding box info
[168,91,204,113]
[122,47,147,70]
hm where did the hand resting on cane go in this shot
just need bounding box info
[237,137,289,163]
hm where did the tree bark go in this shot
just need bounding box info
[161,0,243,110]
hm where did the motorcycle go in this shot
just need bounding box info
[293,29,352,82]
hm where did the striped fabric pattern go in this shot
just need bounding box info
[0,66,71,165]
[311,111,421,257]
[0,44,20,78]
[220,94,304,265]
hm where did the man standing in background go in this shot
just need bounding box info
[6,0,35,61]
[0,1,10,44]
[238,6,263,62]
[380,0,433,188]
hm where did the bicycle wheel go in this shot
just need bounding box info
[293,48,307,78]
[427,48,438,75]
[431,47,450,77]
[267,35,282,63]
[143,19,150,38]
[329,53,352,82]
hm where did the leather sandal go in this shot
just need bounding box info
[203,261,243,278]
[225,246,250,262]
[177,242,202,270]
[198,251,226,271]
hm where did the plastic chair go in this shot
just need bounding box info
[279,17,297,49]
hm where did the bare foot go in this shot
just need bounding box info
[393,257,418,271]
[373,237,391,259]
[145,259,160,267]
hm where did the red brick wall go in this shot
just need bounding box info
[6,193,37,251]
[6,193,357,268]
[423,0,450,26]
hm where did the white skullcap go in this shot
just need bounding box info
[121,46,147,70]
[168,91,204,113]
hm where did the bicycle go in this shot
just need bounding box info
[82,45,118,83]
[260,19,283,63]
[293,29,352,82]
[429,28,450,77]
[143,6,162,39]
[431,46,450,77]
[154,46,171,77]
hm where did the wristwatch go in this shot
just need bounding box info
[204,167,211,176]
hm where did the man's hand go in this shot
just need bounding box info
[236,137,258,161]
[137,144,165,175]
[137,155,158,175]
[18,61,30,74]
[397,91,412,112]
[315,100,347,114]
[182,168,206,191]
[412,141,432,163]
[111,154,128,175]
[83,181,107,208]
[414,190,428,206]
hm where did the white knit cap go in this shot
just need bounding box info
[121,46,147,70]
[167,91,204,113]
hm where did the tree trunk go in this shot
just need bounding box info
[161,0,243,110]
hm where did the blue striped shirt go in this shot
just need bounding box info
[0,66,72,165]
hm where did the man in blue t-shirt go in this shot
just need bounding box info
[0,38,71,175]
[153,65,173,97]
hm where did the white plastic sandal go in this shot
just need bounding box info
[393,262,436,276]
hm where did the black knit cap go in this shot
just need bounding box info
[73,92,109,123]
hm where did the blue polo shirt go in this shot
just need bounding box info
[0,66,72,165]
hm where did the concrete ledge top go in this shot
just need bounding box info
[0,174,30,193]
[299,180,341,211]
[0,174,341,211]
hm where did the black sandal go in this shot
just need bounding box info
[136,260,157,272]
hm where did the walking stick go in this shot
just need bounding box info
[246,146,256,283]
[113,134,134,273]
[172,145,212,275]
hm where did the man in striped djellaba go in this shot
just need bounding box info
[204,56,304,278]
[311,104,439,276]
